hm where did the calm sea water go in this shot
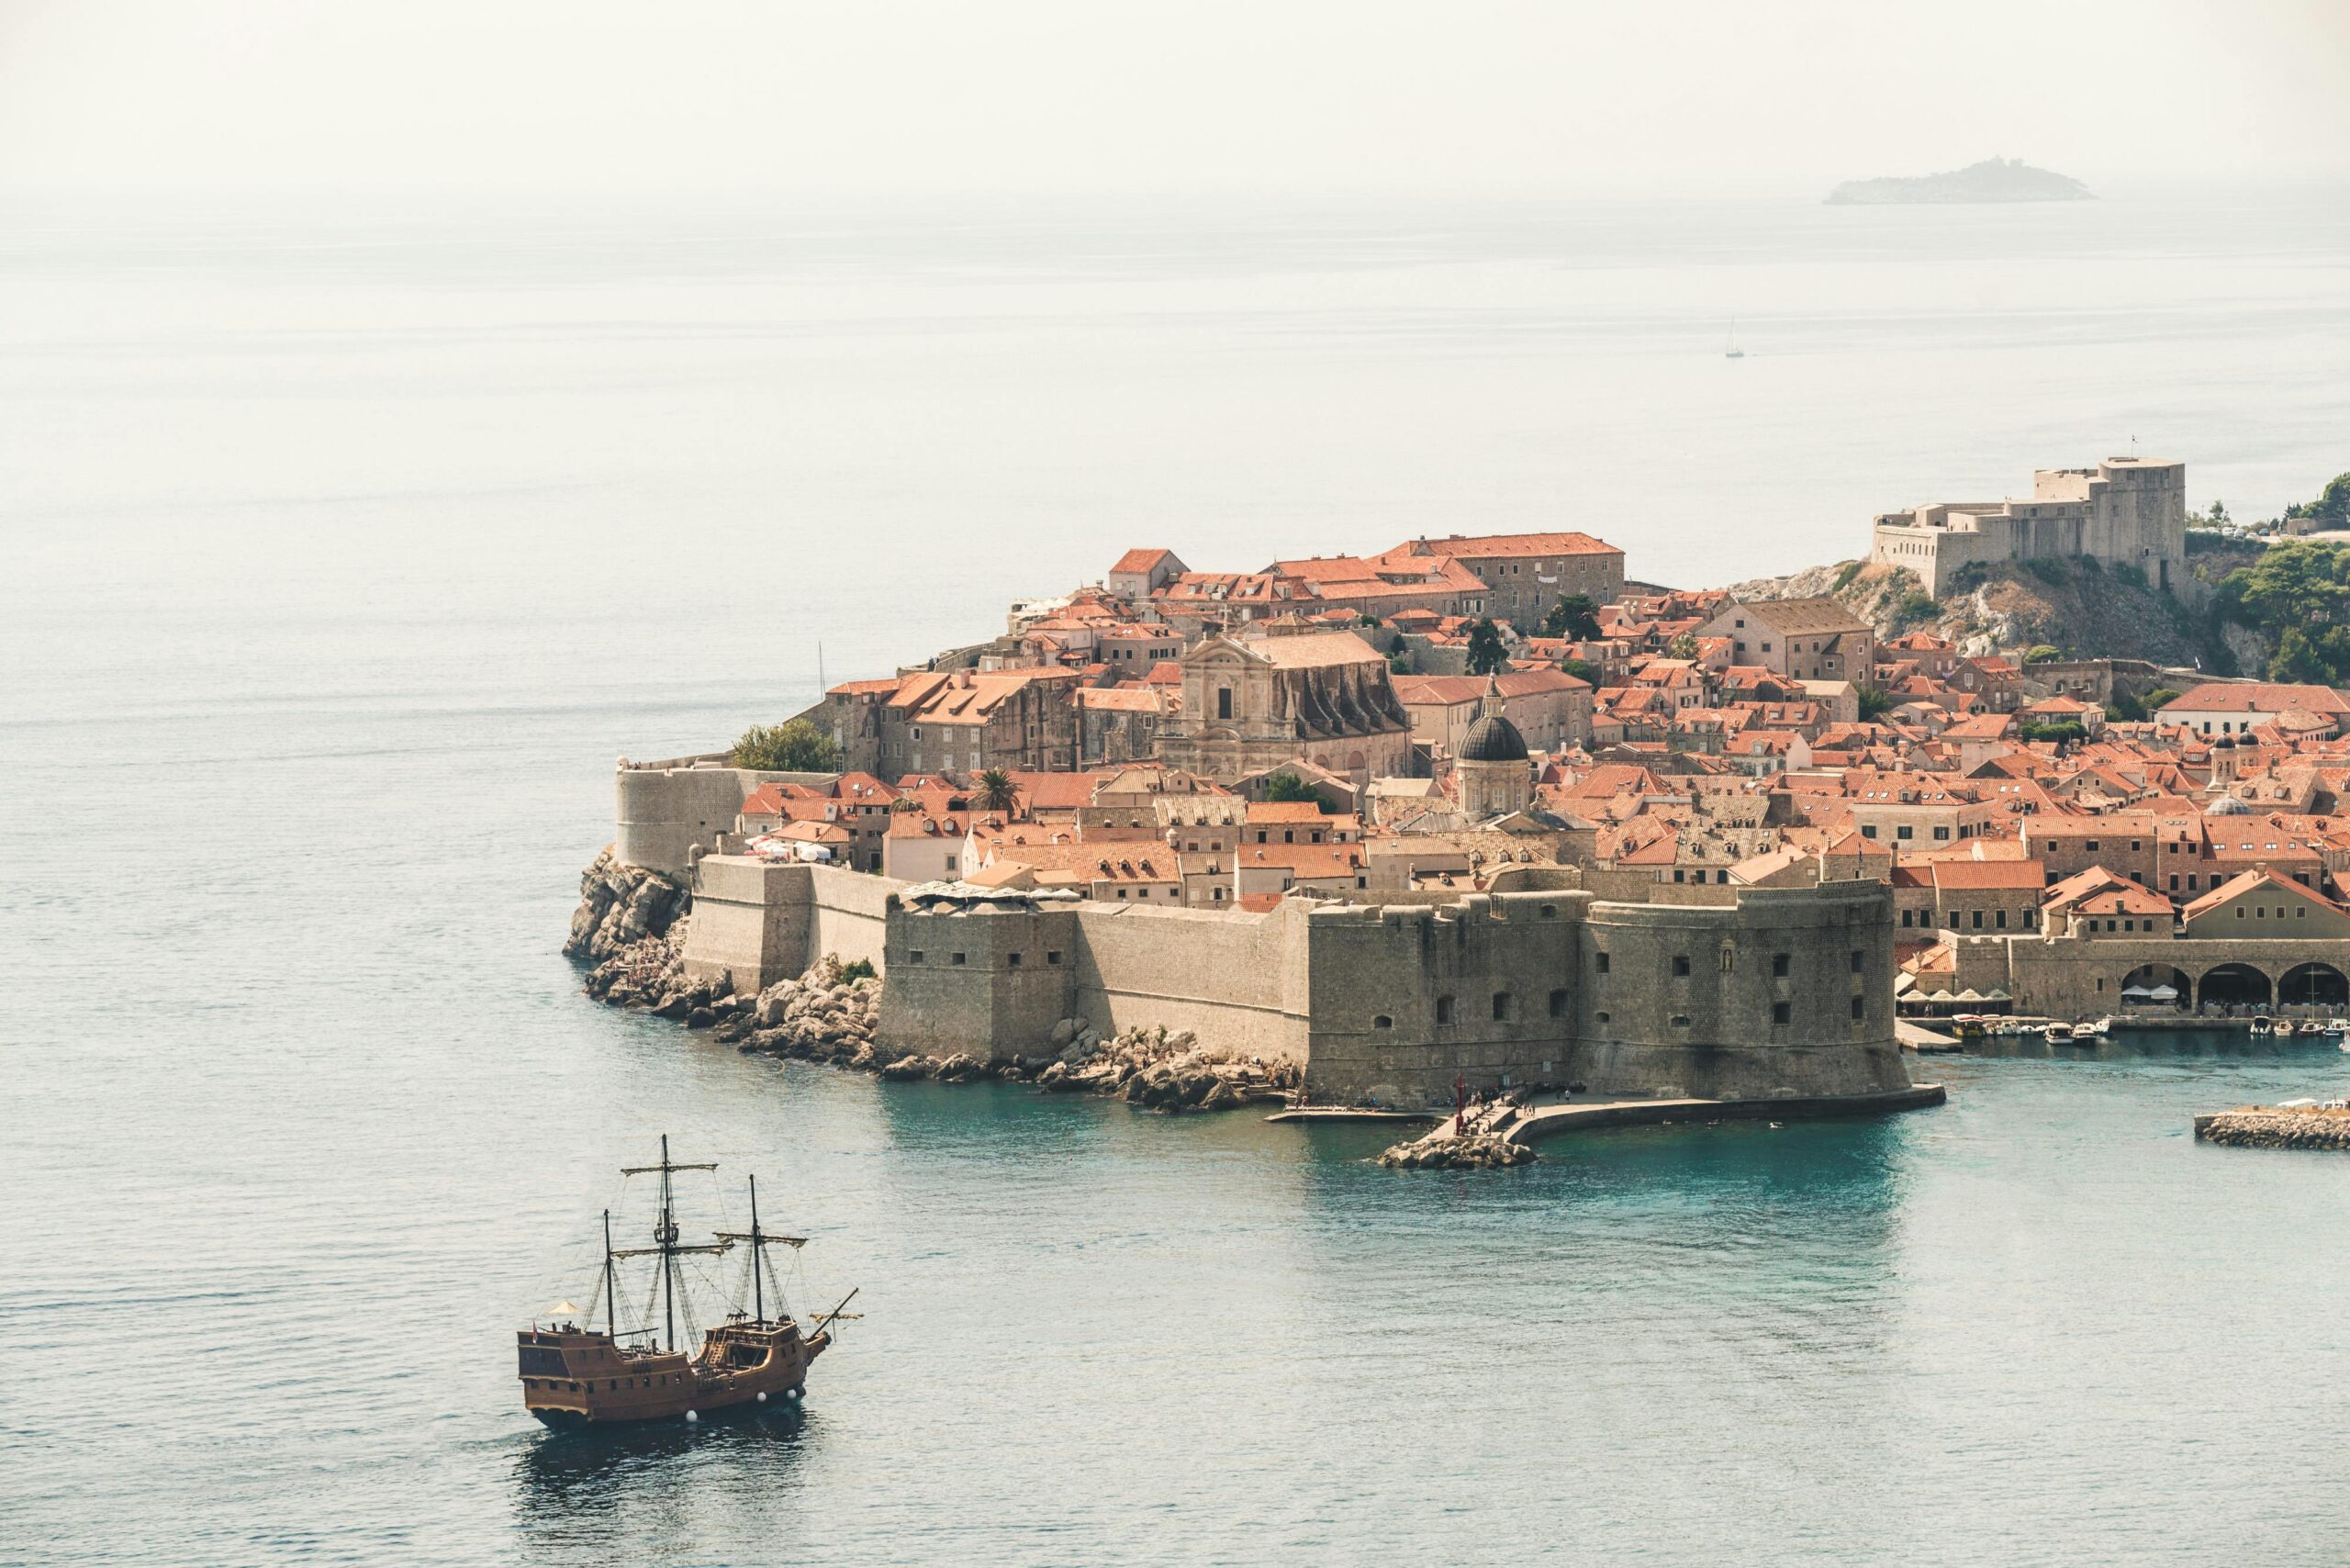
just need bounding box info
[6,191,2350,1565]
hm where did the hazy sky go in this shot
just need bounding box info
[5,0,2347,198]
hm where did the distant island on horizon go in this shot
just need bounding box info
[1826,157,2095,206]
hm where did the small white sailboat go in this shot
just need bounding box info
[1724,318,1745,360]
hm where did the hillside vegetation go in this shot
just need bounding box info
[1726,550,2266,673]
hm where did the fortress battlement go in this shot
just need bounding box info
[679,858,1913,1107]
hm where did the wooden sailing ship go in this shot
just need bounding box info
[518,1136,856,1427]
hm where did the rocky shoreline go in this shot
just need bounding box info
[565,851,1298,1114]
[1376,1133,1537,1170]
[2193,1108,2350,1151]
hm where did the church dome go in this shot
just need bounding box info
[1459,711,1528,763]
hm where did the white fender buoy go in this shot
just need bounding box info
[755,1391,767,1404]
[684,1409,699,1422]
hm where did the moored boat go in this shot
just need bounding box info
[2249,1015,2275,1036]
[2043,1022,2076,1044]
[519,1137,858,1428]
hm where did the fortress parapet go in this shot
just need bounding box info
[1869,456,2185,596]
[818,876,1914,1108]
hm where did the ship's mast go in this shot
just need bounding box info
[749,1175,765,1324]
[617,1135,722,1353]
[602,1209,618,1339]
[658,1134,677,1350]
[716,1175,808,1326]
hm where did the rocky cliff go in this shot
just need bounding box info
[1724,552,2266,671]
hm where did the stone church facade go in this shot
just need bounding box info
[1153,626,1416,782]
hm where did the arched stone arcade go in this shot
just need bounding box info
[2196,963,2272,1010]
[2119,963,2191,1010]
[2278,962,2349,1008]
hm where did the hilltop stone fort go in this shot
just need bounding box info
[1869,455,2186,596]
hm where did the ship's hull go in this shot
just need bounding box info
[520,1324,828,1427]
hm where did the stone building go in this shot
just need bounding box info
[2157,682,2350,740]
[1695,598,1876,684]
[1260,550,1491,622]
[1152,626,1415,783]
[1073,686,1168,767]
[1392,666,1594,756]
[1106,547,1187,603]
[820,666,1082,778]
[1392,532,1626,631]
[1869,455,2188,596]
[1454,683,1536,822]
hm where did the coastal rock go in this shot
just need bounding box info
[2194,1108,2350,1151]
[564,848,688,964]
[1377,1134,1538,1171]
[572,908,1287,1117]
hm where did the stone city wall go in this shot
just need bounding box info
[1070,902,1313,1067]
[681,858,890,992]
[616,762,841,879]
[677,850,1910,1108]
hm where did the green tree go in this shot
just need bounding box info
[731,719,841,772]
[1539,593,1601,641]
[1666,632,1699,660]
[2220,540,2350,683]
[1262,772,1331,811]
[1465,618,1509,676]
[1856,686,1894,721]
[2022,644,2065,665]
[2020,722,2087,745]
[2313,472,2350,529]
[974,767,1023,814]
[1560,657,1600,685]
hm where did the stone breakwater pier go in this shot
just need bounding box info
[2193,1107,2350,1151]
[1379,1083,1947,1170]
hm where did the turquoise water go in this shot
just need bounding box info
[7,194,2350,1564]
